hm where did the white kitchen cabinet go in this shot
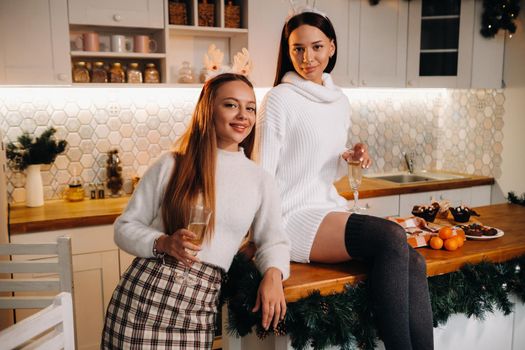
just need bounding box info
[68,0,164,29]
[0,0,71,84]
[406,0,475,88]
[359,195,400,217]
[345,0,409,88]
[471,0,505,88]
[10,225,120,350]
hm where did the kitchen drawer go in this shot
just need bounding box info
[68,0,164,28]
[359,195,399,217]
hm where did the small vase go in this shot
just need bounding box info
[25,164,44,207]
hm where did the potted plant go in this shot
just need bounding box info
[6,127,67,207]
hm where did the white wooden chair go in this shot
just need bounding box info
[0,236,74,309]
[0,292,75,350]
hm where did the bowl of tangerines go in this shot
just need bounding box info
[429,226,465,251]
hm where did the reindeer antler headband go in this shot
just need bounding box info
[286,0,327,22]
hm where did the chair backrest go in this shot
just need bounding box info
[0,292,75,349]
[0,236,74,309]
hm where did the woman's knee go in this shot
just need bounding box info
[368,217,409,253]
[409,247,428,275]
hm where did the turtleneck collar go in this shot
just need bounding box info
[217,147,246,158]
[281,71,343,103]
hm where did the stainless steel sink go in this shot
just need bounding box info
[373,174,436,183]
[367,172,466,184]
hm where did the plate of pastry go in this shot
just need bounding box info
[456,223,504,240]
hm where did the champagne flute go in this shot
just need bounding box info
[179,205,212,284]
[347,160,365,213]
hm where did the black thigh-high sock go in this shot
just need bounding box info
[344,214,434,350]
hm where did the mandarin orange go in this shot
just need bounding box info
[444,238,459,251]
[429,236,444,250]
[439,226,454,240]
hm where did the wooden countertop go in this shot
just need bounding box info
[9,172,493,234]
[283,203,525,302]
[335,173,494,200]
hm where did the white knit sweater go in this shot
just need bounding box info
[114,149,291,280]
[257,72,350,263]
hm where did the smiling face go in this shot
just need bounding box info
[213,80,256,152]
[288,24,335,84]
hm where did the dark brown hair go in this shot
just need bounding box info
[161,73,255,239]
[274,12,338,86]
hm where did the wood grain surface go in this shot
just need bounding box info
[283,203,525,302]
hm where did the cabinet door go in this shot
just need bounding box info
[68,0,164,28]
[356,0,408,87]
[471,0,504,88]
[360,195,400,217]
[0,0,71,84]
[399,191,436,216]
[470,185,492,206]
[406,0,475,88]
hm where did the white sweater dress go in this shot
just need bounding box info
[257,71,350,263]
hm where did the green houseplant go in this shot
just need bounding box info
[6,127,67,171]
[6,127,67,207]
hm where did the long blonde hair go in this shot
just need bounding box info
[161,73,256,240]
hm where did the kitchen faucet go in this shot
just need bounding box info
[404,152,414,174]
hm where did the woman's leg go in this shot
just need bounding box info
[311,213,433,350]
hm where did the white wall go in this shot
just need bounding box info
[494,1,525,203]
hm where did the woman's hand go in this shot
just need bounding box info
[156,230,202,267]
[341,143,372,169]
[252,267,286,330]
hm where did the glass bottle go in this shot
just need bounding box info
[91,61,107,83]
[144,63,160,83]
[127,62,143,83]
[109,62,125,83]
[72,61,90,83]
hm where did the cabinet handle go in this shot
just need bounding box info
[350,79,356,86]
[365,203,371,209]
[57,73,68,81]
[113,14,122,22]
[439,195,444,200]
[407,80,413,87]
[361,80,366,86]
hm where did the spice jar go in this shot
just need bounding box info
[65,176,85,202]
[144,63,160,83]
[109,62,125,83]
[72,61,90,83]
[91,61,107,83]
[127,62,143,83]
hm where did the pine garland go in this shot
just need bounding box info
[221,255,525,350]
[480,0,521,38]
[508,191,525,206]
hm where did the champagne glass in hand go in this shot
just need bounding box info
[347,144,366,213]
[179,205,212,284]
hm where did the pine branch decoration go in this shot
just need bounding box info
[6,127,67,171]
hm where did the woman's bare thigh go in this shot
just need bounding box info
[309,211,352,263]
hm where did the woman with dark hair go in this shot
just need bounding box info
[257,11,434,350]
[102,73,290,349]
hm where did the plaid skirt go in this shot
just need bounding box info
[101,256,223,349]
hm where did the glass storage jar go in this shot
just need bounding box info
[72,61,90,83]
[91,61,107,83]
[127,62,143,83]
[109,62,125,83]
[144,63,160,83]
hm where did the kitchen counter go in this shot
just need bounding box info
[283,203,525,302]
[9,172,494,234]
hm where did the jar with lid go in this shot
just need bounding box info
[109,62,125,83]
[65,176,85,202]
[91,61,107,83]
[72,61,90,83]
[127,62,143,83]
[144,63,160,83]
[178,61,194,83]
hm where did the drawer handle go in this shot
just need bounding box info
[365,203,371,209]
[113,14,122,22]
[57,73,68,81]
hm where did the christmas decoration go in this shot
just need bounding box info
[481,0,521,38]
[508,191,525,206]
[221,255,525,350]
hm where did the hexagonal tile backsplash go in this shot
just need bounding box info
[0,87,504,203]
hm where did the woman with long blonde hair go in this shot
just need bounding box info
[102,73,290,349]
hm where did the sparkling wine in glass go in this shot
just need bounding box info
[348,160,365,213]
[179,205,211,284]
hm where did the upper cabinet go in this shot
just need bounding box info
[346,0,409,88]
[68,0,164,28]
[0,0,71,84]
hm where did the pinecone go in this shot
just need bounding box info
[256,327,269,340]
[273,320,287,336]
[321,301,329,314]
